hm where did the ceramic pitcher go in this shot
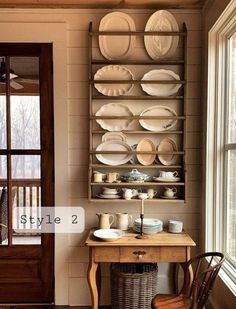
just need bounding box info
[116,213,132,231]
[96,213,114,229]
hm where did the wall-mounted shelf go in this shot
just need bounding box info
[88,21,188,203]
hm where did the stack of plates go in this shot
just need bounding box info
[97,187,121,199]
[133,218,163,234]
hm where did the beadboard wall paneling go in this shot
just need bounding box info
[0,8,202,305]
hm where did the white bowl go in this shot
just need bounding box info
[168,220,183,233]
[93,229,125,242]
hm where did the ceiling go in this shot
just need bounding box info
[0,0,207,9]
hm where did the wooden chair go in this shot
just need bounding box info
[151,252,225,309]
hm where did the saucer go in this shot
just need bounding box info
[153,176,181,182]
[160,196,178,199]
[97,194,121,199]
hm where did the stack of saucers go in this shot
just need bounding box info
[98,187,121,199]
[133,218,163,234]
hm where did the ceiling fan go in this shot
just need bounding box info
[0,58,39,90]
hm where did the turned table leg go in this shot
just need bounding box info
[88,248,99,309]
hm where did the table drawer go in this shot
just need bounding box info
[94,247,119,262]
[120,247,187,263]
[120,247,159,262]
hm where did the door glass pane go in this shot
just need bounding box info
[0,155,8,245]
[228,33,236,143]
[11,155,41,245]
[226,150,236,263]
[0,57,6,149]
[10,57,40,149]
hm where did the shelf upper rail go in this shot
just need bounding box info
[90,115,185,120]
[90,150,185,155]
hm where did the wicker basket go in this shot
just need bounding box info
[110,263,158,309]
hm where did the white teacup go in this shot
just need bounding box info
[138,193,149,200]
[159,171,178,179]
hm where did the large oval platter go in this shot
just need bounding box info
[99,12,136,60]
[157,137,178,166]
[139,105,177,132]
[94,65,134,96]
[141,69,181,96]
[144,10,179,59]
[96,103,133,131]
[136,138,156,166]
[96,140,133,165]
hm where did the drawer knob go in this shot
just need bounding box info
[133,251,146,259]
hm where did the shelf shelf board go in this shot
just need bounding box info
[91,164,182,169]
[90,182,185,186]
[91,80,186,85]
[92,96,184,100]
[92,130,183,134]
[90,151,185,155]
[92,60,185,65]
[89,198,185,203]
[91,116,185,120]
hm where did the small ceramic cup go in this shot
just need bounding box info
[168,220,183,233]
[147,188,157,199]
[138,193,149,199]
[159,171,178,178]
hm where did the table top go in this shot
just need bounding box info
[85,229,196,247]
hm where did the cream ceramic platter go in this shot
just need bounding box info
[144,10,179,59]
[99,12,136,60]
[139,105,177,131]
[136,138,156,166]
[94,65,134,96]
[157,137,178,166]
[141,69,182,96]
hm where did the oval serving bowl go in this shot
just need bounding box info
[99,12,136,60]
[96,103,133,131]
[136,138,156,166]
[141,69,182,97]
[93,229,125,242]
[144,10,179,59]
[157,137,178,166]
[96,140,133,166]
[94,65,134,96]
[139,105,177,132]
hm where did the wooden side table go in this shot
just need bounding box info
[85,229,196,309]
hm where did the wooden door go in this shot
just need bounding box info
[0,43,54,303]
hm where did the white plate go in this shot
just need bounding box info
[153,177,181,182]
[160,196,178,199]
[99,12,136,60]
[96,103,133,131]
[94,65,134,96]
[157,137,178,166]
[97,194,121,199]
[96,140,133,165]
[139,105,177,131]
[144,10,179,59]
[136,138,156,165]
[134,218,163,227]
[94,229,125,242]
[141,69,182,96]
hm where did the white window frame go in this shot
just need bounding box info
[206,0,236,296]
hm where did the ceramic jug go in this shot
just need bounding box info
[116,213,132,230]
[96,213,114,229]
[164,187,177,198]
[122,188,135,200]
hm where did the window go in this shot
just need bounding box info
[206,0,236,294]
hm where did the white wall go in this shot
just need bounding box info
[0,8,202,305]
